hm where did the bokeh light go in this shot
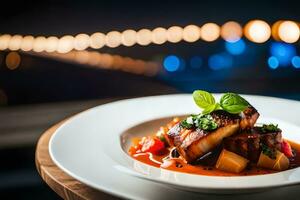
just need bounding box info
[190,56,203,69]
[136,29,152,46]
[6,51,21,70]
[267,56,279,69]
[57,35,74,53]
[201,23,220,42]
[8,35,23,51]
[45,36,59,53]
[121,29,137,47]
[0,34,11,50]
[33,36,46,52]
[167,26,183,43]
[163,55,180,72]
[90,32,105,49]
[244,20,271,43]
[105,31,121,48]
[271,20,283,41]
[152,27,167,45]
[291,56,300,68]
[278,21,300,43]
[182,25,201,42]
[225,39,246,55]
[74,33,90,50]
[208,53,233,70]
[20,35,34,51]
[221,21,243,42]
[270,42,296,66]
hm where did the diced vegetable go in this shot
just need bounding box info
[216,149,249,173]
[257,152,277,169]
[281,140,293,158]
[273,153,289,171]
[257,150,290,171]
[139,137,165,155]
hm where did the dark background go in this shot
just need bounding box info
[0,0,300,199]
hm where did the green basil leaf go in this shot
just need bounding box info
[193,90,215,109]
[220,93,249,114]
[202,104,218,114]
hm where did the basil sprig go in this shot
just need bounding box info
[192,90,249,114]
[220,93,249,114]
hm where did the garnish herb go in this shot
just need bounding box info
[261,124,280,133]
[180,119,194,129]
[192,90,249,115]
[220,93,249,114]
[195,115,218,131]
[180,114,218,131]
[261,143,276,159]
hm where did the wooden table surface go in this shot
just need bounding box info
[35,121,121,200]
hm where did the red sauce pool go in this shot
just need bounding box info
[130,140,300,176]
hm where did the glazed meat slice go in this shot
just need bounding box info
[223,127,282,162]
[165,107,260,163]
[165,111,240,163]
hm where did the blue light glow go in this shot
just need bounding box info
[163,55,180,72]
[270,42,296,66]
[268,56,279,69]
[292,56,300,69]
[190,56,203,69]
[208,53,233,70]
[225,39,246,55]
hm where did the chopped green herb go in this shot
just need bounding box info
[180,119,194,129]
[180,114,218,131]
[261,124,280,133]
[195,114,218,131]
[261,143,276,159]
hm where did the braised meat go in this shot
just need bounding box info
[165,108,259,163]
[223,127,282,162]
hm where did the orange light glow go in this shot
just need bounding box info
[105,31,121,48]
[6,51,21,70]
[33,36,47,52]
[90,32,105,49]
[278,21,300,43]
[0,34,11,50]
[8,35,23,51]
[182,25,201,42]
[74,33,90,50]
[20,35,34,51]
[167,26,183,43]
[57,35,74,53]
[201,23,220,42]
[45,36,59,53]
[136,29,152,46]
[152,27,167,45]
[271,20,283,41]
[221,21,242,42]
[244,20,271,43]
[121,29,137,47]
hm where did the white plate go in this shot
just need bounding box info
[50,94,300,198]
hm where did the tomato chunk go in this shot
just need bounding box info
[281,140,293,158]
[139,137,165,155]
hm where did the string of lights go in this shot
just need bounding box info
[0,20,299,54]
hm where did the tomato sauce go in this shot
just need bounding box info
[130,140,300,176]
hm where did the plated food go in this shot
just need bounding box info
[129,91,300,176]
